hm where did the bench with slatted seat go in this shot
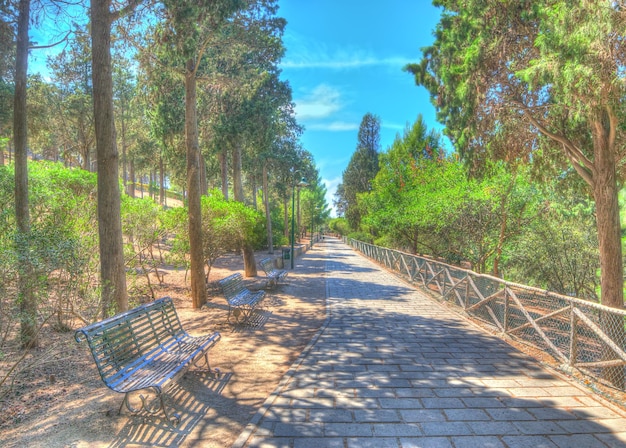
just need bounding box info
[217,273,265,324]
[74,296,221,426]
[259,257,288,288]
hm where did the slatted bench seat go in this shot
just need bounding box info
[259,257,288,288]
[74,296,220,426]
[217,273,265,324]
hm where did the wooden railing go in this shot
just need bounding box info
[348,238,626,392]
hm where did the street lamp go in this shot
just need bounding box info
[291,176,307,269]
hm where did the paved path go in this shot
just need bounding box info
[235,238,626,448]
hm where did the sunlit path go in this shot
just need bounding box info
[234,238,626,448]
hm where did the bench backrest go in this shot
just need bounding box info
[259,258,275,273]
[218,273,246,301]
[74,297,184,386]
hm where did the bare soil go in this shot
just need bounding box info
[0,244,327,448]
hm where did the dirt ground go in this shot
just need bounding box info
[0,244,328,448]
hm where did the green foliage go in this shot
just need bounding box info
[0,162,101,337]
[121,196,167,298]
[505,199,599,300]
[328,217,349,236]
[347,231,374,244]
[164,189,265,281]
[338,113,381,229]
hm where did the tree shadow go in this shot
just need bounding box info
[108,371,233,448]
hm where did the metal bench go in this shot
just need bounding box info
[217,273,265,324]
[74,296,221,426]
[259,257,288,288]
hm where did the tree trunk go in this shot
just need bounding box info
[233,142,257,276]
[200,154,208,195]
[129,158,135,198]
[232,142,244,203]
[251,174,258,210]
[263,162,273,254]
[219,149,228,200]
[592,118,624,389]
[185,58,207,309]
[159,155,165,206]
[121,99,127,194]
[15,0,37,349]
[91,0,128,316]
[283,196,289,239]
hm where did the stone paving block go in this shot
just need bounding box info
[379,398,424,409]
[399,437,454,447]
[485,407,536,421]
[443,408,491,421]
[595,431,626,446]
[526,407,578,420]
[421,421,473,436]
[308,408,354,423]
[395,387,436,398]
[554,418,614,434]
[400,409,447,422]
[261,408,308,423]
[469,421,521,436]
[421,397,466,409]
[346,437,401,448]
[549,433,609,448]
[273,422,323,437]
[513,420,570,435]
[506,387,556,398]
[289,398,334,409]
[334,396,379,409]
[433,387,474,398]
[372,423,423,437]
[461,397,506,408]
[354,387,396,398]
[501,435,558,448]
[571,406,626,419]
[324,422,373,437]
[293,438,345,448]
[354,409,401,423]
[450,435,506,448]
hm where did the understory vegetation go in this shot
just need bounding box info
[334,116,603,302]
[0,161,287,395]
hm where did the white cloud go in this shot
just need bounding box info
[294,84,343,120]
[282,32,411,71]
[308,121,359,132]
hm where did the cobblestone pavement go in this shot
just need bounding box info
[234,238,626,448]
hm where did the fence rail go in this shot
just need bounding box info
[348,238,626,392]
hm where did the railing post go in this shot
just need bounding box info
[503,286,509,333]
[569,303,577,368]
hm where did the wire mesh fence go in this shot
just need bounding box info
[348,238,626,391]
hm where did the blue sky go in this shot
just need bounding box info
[278,1,444,215]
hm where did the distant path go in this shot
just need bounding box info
[235,237,626,448]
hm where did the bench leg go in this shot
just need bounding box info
[196,352,221,378]
[120,386,181,427]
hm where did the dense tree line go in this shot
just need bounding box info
[0,0,329,350]
[336,114,600,301]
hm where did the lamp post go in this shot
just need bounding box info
[291,176,307,269]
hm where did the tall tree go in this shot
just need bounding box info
[14,0,36,347]
[339,112,381,229]
[91,0,143,316]
[48,26,94,171]
[407,0,626,386]
[161,0,242,308]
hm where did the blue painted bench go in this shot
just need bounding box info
[259,257,288,288]
[218,273,265,324]
[74,296,221,426]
